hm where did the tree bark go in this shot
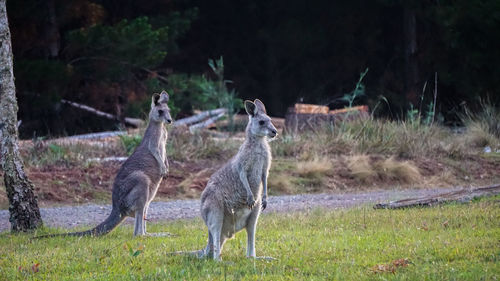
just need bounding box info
[0,0,43,232]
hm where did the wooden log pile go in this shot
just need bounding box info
[173,108,228,133]
[284,103,369,134]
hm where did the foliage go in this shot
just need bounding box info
[202,57,243,132]
[164,74,209,118]
[8,1,196,138]
[164,57,243,124]
[66,16,169,80]
[119,134,143,155]
[0,199,498,280]
[148,8,199,53]
[341,68,368,108]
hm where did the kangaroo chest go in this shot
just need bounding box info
[149,129,167,201]
[245,153,267,185]
[158,132,167,161]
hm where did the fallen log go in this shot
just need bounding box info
[216,114,285,132]
[64,131,127,140]
[174,108,227,127]
[373,183,500,209]
[61,99,144,128]
[86,156,128,163]
[189,112,226,133]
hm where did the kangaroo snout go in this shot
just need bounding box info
[166,119,172,124]
[269,128,278,138]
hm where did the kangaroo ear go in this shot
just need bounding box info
[158,90,169,103]
[244,100,257,116]
[254,99,267,114]
[152,93,161,106]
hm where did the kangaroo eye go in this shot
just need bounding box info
[158,110,164,116]
[258,120,265,126]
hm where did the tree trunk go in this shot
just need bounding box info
[403,5,419,105]
[0,0,43,232]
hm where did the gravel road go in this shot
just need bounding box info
[0,187,459,232]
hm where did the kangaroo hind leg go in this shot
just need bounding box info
[142,202,175,237]
[245,207,275,260]
[134,204,146,236]
[205,208,224,261]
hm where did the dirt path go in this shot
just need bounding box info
[0,187,461,232]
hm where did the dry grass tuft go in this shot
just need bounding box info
[268,173,295,194]
[296,157,332,179]
[460,99,500,149]
[463,122,500,148]
[346,155,420,183]
[177,169,211,198]
[346,155,376,182]
[374,157,421,183]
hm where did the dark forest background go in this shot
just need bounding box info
[7,0,500,138]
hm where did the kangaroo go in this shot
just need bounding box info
[197,99,277,260]
[36,91,172,238]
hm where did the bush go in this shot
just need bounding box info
[119,134,143,155]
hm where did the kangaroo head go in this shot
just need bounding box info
[244,99,277,139]
[150,91,173,124]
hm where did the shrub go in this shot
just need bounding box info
[120,134,142,155]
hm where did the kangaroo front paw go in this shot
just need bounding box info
[261,199,267,211]
[246,195,256,209]
[160,165,167,177]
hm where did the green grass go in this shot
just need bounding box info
[22,140,124,168]
[119,134,143,155]
[1,199,499,280]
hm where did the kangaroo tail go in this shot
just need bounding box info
[34,208,125,239]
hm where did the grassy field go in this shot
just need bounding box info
[1,198,499,280]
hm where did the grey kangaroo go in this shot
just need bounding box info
[36,91,172,238]
[198,99,277,260]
